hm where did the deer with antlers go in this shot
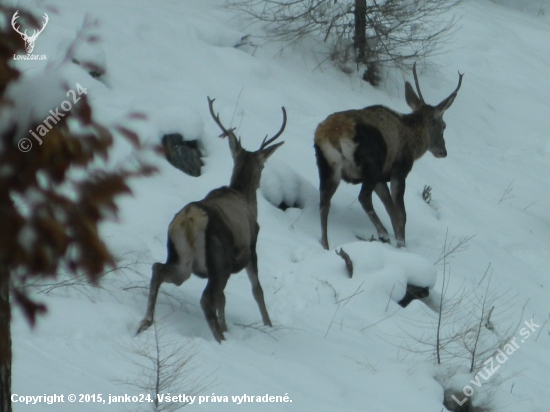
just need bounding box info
[137,97,286,343]
[314,64,463,249]
[11,11,49,54]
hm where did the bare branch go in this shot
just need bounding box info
[227,0,465,76]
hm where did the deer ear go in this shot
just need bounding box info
[405,81,422,111]
[258,141,284,163]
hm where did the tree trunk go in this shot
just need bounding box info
[0,266,11,412]
[354,0,367,63]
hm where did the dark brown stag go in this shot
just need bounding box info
[137,98,286,342]
[314,64,463,249]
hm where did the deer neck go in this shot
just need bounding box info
[229,170,259,215]
[402,112,430,160]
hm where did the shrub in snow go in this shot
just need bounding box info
[441,371,494,412]
[402,237,518,412]
[228,0,465,82]
[122,321,207,412]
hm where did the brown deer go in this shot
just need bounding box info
[137,98,286,343]
[314,64,463,249]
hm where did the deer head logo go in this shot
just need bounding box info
[11,11,49,54]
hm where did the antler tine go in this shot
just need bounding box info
[259,107,287,150]
[33,13,49,37]
[11,11,24,36]
[207,96,238,140]
[412,63,425,103]
[452,70,465,96]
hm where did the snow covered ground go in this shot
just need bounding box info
[8,0,550,411]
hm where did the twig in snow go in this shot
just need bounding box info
[234,322,283,341]
[325,306,340,338]
[523,201,537,211]
[535,319,548,342]
[356,234,376,242]
[498,180,515,204]
[386,284,395,312]
[434,232,475,265]
[336,282,365,306]
[335,248,353,277]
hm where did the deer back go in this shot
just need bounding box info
[314,106,412,180]
[167,188,256,277]
[314,64,463,181]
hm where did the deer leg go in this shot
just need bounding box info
[202,236,231,343]
[245,248,272,327]
[137,234,193,335]
[137,262,164,335]
[358,182,390,243]
[319,179,339,250]
[216,290,227,333]
[374,182,394,244]
[201,275,229,343]
[316,144,340,250]
[390,177,407,248]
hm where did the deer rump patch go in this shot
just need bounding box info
[315,115,393,184]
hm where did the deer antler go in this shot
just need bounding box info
[412,62,425,103]
[207,97,239,141]
[11,11,25,37]
[259,107,287,150]
[451,70,464,96]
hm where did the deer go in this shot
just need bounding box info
[11,11,49,54]
[314,63,463,250]
[137,97,286,343]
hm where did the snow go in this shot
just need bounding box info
[7,0,550,411]
[260,159,317,210]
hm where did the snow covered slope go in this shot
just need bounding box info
[9,0,550,411]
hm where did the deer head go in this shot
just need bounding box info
[405,63,464,158]
[207,97,286,196]
[12,11,49,54]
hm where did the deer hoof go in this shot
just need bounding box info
[379,234,391,244]
[396,239,406,248]
[263,316,273,327]
[213,331,225,344]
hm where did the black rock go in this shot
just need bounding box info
[161,133,203,177]
[398,283,430,307]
